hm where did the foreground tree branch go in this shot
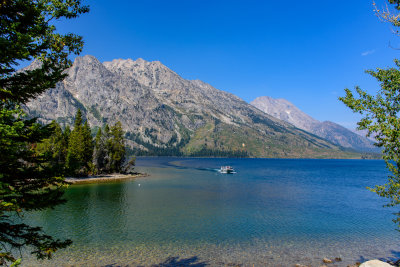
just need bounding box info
[0,0,88,265]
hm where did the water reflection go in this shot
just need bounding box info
[22,159,400,266]
[28,182,128,245]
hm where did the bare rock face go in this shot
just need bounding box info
[251,96,320,131]
[251,96,379,153]
[25,55,354,157]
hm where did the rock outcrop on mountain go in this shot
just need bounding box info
[251,96,379,153]
[25,55,362,158]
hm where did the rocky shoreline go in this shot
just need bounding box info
[65,173,148,185]
[295,258,399,267]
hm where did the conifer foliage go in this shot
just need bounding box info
[35,121,69,174]
[107,121,126,173]
[41,109,129,176]
[65,109,93,176]
[93,128,107,174]
[0,0,89,264]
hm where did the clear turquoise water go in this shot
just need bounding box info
[23,158,400,266]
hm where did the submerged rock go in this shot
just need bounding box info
[347,262,361,267]
[323,258,333,264]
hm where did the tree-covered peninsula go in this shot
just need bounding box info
[35,109,134,177]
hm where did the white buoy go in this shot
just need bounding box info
[138,184,141,187]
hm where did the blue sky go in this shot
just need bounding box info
[57,0,400,129]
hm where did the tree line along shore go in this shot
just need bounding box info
[35,109,136,178]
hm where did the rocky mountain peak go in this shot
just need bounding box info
[134,58,145,64]
[251,96,379,153]
[68,55,109,77]
[64,55,114,96]
[103,57,172,73]
[102,57,180,91]
[25,55,364,158]
[251,96,319,128]
[74,55,103,66]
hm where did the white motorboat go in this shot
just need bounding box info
[220,166,235,174]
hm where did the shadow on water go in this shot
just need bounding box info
[150,256,209,267]
[391,250,400,258]
[103,256,209,267]
[354,255,370,264]
[380,250,400,266]
[355,250,400,266]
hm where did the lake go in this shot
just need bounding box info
[23,158,400,266]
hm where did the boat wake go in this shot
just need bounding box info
[218,170,237,174]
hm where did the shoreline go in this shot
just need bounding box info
[65,173,149,185]
[135,155,383,160]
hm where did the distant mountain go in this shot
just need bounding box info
[352,128,377,142]
[25,55,362,158]
[250,96,379,153]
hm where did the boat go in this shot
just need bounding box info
[220,166,235,174]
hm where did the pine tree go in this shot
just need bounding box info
[93,122,126,174]
[35,121,68,173]
[74,109,83,129]
[0,1,88,264]
[103,124,113,173]
[123,157,136,174]
[82,121,94,169]
[109,121,126,173]
[66,109,87,176]
[63,125,71,149]
[93,128,106,174]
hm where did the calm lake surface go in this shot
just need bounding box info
[23,158,400,266]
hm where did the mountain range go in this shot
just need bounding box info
[25,55,375,158]
[250,96,379,153]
